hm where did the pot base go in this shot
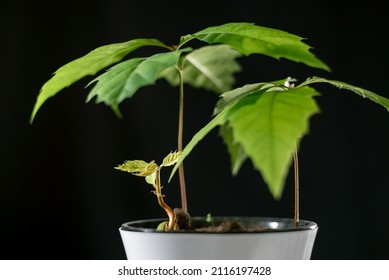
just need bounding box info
[119,217,318,260]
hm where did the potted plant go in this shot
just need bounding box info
[30,22,389,259]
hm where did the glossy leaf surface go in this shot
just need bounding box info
[171,83,320,199]
[299,76,389,111]
[213,80,288,115]
[31,38,170,122]
[226,86,320,199]
[192,22,330,71]
[87,51,182,105]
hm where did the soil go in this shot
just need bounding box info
[173,208,266,233]
[194,221,266,233]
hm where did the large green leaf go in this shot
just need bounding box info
[30,38,170,122]
[299,76,389,111]
[86,58,143,104]
[226,86,320,199]
[192,22,330,71]
[171,78,308,197]
[170,80,320,198]
[215,82,288,176]
[213,79,290,115]
[182,45,242,93]
[87,51,183,105]
[168,82,275,181]
[160,44,242,94]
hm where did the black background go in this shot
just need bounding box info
[1,0,389,259]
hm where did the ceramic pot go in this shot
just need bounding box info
[119,216,318,260]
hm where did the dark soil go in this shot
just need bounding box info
[174,208,266,233]
[194,221,266,232]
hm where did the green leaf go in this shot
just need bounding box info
[145,172,157,186]
[192,22,330,71]
[161,151,182,167]
[156,221,168,231]
[86,58,143,104]
[115,160,158,177]
[115,160,148,173]
[140,161,159,177]
[219,123,247,175]
[215,80,292,177]
[160,44,242,94]
[171,80,320,198]
[30,38,170,123]
[298,76,389,111]
[87,51,183,105]
[184,45,242,93]
[213,79,289,115]
[226,86,320,199]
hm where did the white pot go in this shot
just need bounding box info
[119,216,318,260]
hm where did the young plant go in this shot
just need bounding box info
[115,151,188,231]
[31,23,389,229]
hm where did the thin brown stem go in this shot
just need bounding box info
[155,168,176,230]
[293,148,300,226]
[177,67,187,211]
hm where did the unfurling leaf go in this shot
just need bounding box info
[145,172,157,186]
[141,162,159,176]
[161,151,183,167]
[156,221,168,231]
[115,160,148,173]
[115,160,158,177]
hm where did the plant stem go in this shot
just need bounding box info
[155,168,176,230]
[177,67,187,212]
[293,148,300,226]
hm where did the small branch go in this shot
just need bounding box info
[293,148,300,226]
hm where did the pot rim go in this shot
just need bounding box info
[120,216,318,233]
